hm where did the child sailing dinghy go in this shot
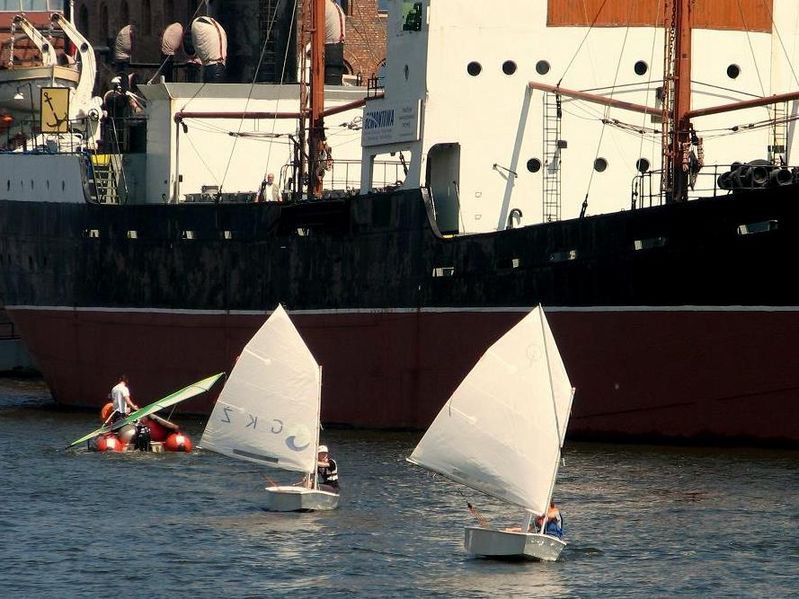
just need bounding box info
[408,306,574,561]
[68,373,225,452]
[200,305,339,512]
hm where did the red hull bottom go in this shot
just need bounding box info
[7,307,799,444]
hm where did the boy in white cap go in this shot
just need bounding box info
[316,444,339,493]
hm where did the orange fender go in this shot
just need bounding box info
[100,402,114,422]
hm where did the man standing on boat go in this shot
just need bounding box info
[257,173,280,202]
[110,375,138,422]
[316,445,339,493]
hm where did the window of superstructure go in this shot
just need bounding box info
[634,61,648,76]
[401,2,423,31]
[727,64,741,79]
[634,236,667,251]
[467,62,482,77]
[497,257,521,270]
[737,220,778,235]
[550,250,577,262]
[536,61,550,75]
[502,61,517,76]
[432,266,455,278]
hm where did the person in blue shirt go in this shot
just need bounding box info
[535,500,564,538]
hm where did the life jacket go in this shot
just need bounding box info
[317,458,339,488]
[134,422,152,451]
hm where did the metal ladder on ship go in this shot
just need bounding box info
[769,101,788,165]
[543,93,563,222]
[88,154,123,204]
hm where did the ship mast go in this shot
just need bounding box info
[307,0,326,199]
[663,0,693,203]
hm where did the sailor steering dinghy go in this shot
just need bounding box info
[408,306,574,561]
[200,305,339,512]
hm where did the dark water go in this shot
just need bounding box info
[1,379,797,598]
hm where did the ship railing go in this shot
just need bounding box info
[631,162,799,208]
[367,74,385,99]
[277,158,406,199]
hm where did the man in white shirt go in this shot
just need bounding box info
[257,172,280,202]
[110,375,138,421]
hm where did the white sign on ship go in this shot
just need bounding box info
[361,100,421,147]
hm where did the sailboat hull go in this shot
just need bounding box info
[464,527,566,562]
[263,485,340,512]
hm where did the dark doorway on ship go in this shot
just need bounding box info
[427,143,461,235]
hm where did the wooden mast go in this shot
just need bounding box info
[308,0,326,199]
[666,0,693,203]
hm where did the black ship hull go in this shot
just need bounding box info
[1,187,798,444]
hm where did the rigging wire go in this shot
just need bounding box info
[558,0,612,85]
[218,0,293,194]
[635,0,664,176]
[580,0,637,218]
[735,0,767,97]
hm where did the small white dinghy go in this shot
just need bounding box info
[408,306,574,561]
[201,304,339,512]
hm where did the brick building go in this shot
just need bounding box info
[338,0,387,83]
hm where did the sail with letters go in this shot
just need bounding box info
[201,304,339,511]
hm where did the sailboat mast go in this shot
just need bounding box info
[538,307,562,524]
[312,364,323,488]
[308,0,326,199]
[663,0,693,203]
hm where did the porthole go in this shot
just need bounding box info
[727,64,741,79]
[526,158,542,173]
[467,61,482,76]
[634,60,648,76]
[502,60,517,75]
[594,158,608,172]
[636,158,650,173]
[535,60,550,75]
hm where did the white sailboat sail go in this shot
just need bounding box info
[408,307,574,516]
[201,304,322,474]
